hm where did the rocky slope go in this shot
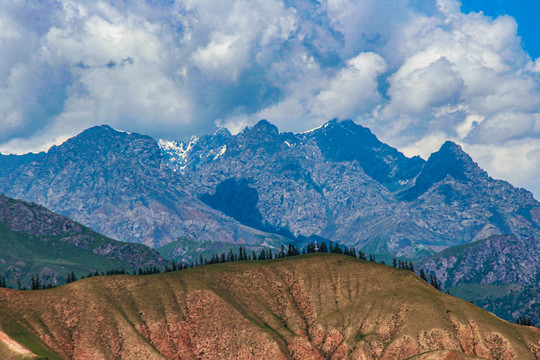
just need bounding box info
[1,120,538,260]
[420,235,539,289]
[0,254,538,360]
[161,119,540,259]
[0,125,286,249]
[0,193,164,287]
[418,234,540,326]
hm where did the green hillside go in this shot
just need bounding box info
[0,254,538,359]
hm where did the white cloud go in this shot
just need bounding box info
[467,140,540,195]
[313,52,387,119]
[1,0,540,199]
[190,0,297,80]
[386,57,463,114]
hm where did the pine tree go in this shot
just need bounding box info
[419,268,427,282]
[319,241,328,253]
[516,316,532,326]
[392,259,397,268]
[358,250,366,260]
[429,273,440,290]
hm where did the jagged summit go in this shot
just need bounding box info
[237,119,280,144]
[252,119,279,132]
[300,119,425,187]
[400,140,487,201]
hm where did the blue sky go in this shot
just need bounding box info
[1,0,540,199]
[462,0,540,58]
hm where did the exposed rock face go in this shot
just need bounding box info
[0,255,538,360]
[418,234,540,326]
[0,193,164,287]
[161,119,540,258]
[0,126,286,248]
[420,235,540,288]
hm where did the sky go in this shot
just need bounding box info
[1,0,540,199]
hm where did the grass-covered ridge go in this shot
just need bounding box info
[0,253,538,359]
[0,194,163,288]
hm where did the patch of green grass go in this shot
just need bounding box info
[0,320,63,360]
[0,222,147,288]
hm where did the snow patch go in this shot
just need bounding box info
[110,127,132,135]
[213,145,227,160]
[299,121,333,134]
[158,136,199,171]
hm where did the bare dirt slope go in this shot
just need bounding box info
[0,254,538,359]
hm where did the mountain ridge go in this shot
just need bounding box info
[0,125,288,252]
[0,193,164,287]
[0,254,538,360]
[163,119,540,259]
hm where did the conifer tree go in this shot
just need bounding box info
[317,241,326,253]
[419,268,427,282]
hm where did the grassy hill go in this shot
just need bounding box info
[0,254,538,359]
[0,194,164,288]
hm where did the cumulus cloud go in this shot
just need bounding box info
[372,0,540,198]
[1,0,540,198]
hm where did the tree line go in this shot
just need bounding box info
[0,240,443,296]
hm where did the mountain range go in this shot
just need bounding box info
[0,119,538,324]
[1,120,538,261]
[0,125,286,252]
[161,119,540,259]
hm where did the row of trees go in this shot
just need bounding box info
[1,241,434,292]
[516,316,533,326]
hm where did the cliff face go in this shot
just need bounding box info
[0,255,538,360]
[0,125,286,249]
[1,121,539,260]
[164,119,540,259]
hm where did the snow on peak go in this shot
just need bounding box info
[213,145,227,160]
[158,136,199,172]
[110,126,132,135]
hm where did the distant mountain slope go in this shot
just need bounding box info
[162,119,540,259]
[420,235,539,288]
[1,120,539,260]
[0,125,287,249]
[418,234,540,326]
[0,194,164,287]
[0,254,538,360]
[448,283,540,329]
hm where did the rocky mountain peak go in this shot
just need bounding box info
[302,119,424,188]
[252,119,279,133]
[238,120,280,143]
[400,141,487,201]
